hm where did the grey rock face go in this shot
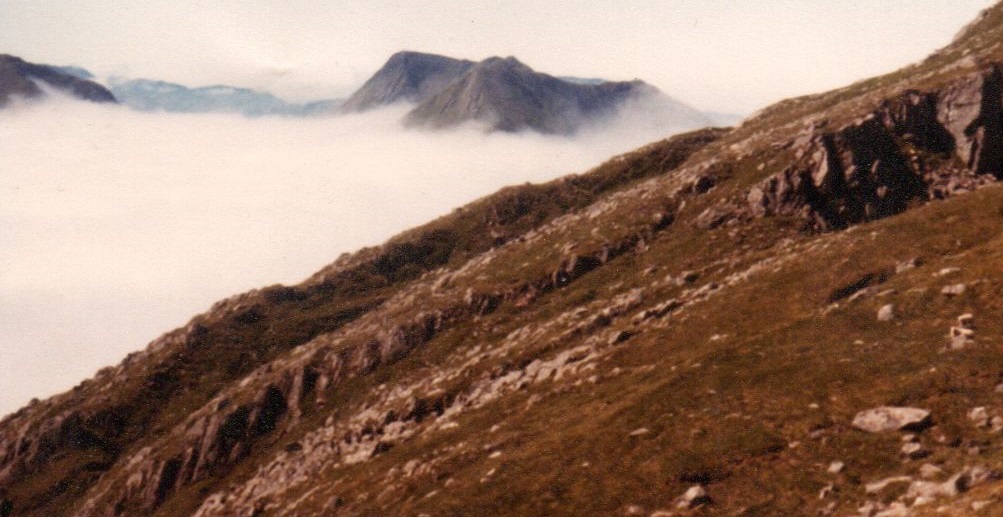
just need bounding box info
[724,63,1003,231]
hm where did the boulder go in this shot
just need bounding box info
[877,304,895,322]
[941,283,967,296]
[676,485,710,509]
[968,407,990,427]
[852,407,931,433]
[900,442,928,460]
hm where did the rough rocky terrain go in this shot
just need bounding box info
[7,5,1003,517]
[0,54,116,107]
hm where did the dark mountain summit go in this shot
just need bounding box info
[344,51,710,134]
[404,56,680,134]
[10,5,1003,516]
[339,51,475,112]
[0,54,116,107]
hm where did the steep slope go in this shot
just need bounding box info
[0,127,723,516]
[0,55,116,107]
[339,51,474,112]
[7,5,1003,517]
[403,56,710,134]
[109,78,342,117]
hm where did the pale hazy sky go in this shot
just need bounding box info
[0,1,995,113]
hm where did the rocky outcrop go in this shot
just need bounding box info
[72,209,679,515]
[0,54,116,107]
[937,64,1003,176]
[743,113,927,230]
[714,63,1003,231]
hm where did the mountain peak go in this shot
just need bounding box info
[341,51,708,134]
[340,51,475,112]
[403,55,702,134]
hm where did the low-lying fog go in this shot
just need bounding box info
[0,96,705,415]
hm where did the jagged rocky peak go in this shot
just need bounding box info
[404,54,703,134]
[0,54,116,107]
[342,50,710,134]
[339,50,475,112]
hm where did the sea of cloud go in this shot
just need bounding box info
[0,94,705,415]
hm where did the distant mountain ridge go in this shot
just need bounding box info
[344,51,711,134]
[109,78,342,117]
[0,54,116,107]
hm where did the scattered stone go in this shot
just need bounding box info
[629,428,650,437]
[488,451,502,459]
[624,504,645,515]
[919,463,943,479]
[865,475,913,494]
[901,442,929,460]
[679,271,700,284]
[964,465,1001,488]
[827,460,845,474]
[935,267,960,277]
[972,500,993,511]
[650,511,674,517]
[958,313,975,329]
[848,287,874,302]
[896,257,921,273]
[676,485,710,509]
[852,407,932,433]
[906,466,1000,503]
[969,407,990,427]
[858,502,881,516]
[877,304,895,322]
[941,283,967,296]
[609,330,633,345]
[818,483,835,499]
[995,383,1003,395]
[991,416,1003,433]
[950,332,973,350]
[901,433,919,443]
[874,502,909,517]
[951,326,975,338]
[819,501,837,516]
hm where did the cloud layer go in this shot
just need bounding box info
[0,95,702,415]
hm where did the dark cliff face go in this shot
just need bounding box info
[339,51,475,112]
[692,63,1003,232]
[0,54,116,107]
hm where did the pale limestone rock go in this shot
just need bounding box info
[853,407,931,433]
